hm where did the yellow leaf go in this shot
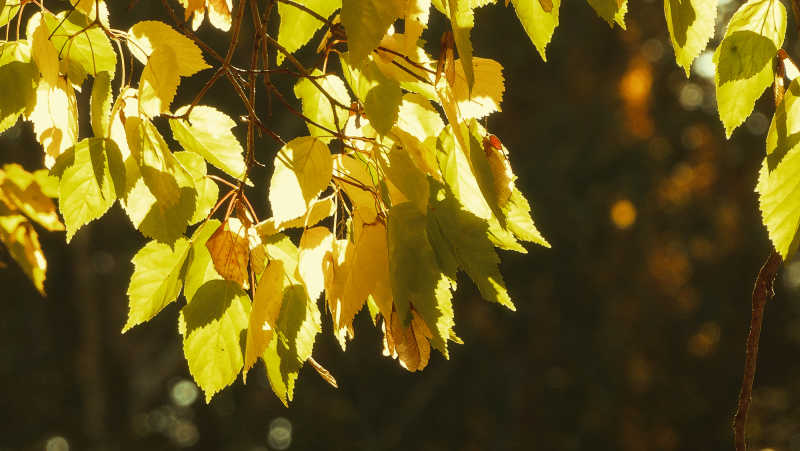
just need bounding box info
[28,78,78,168]
[255,194,335,237]
[206,217,250,288]
[139,47,180,117]
[451,57,505,120]
[298,226,334,302]
[0,164,64,231]
[483,134,514,206]
[333,154,379,223]
[269,136,333,226]
[127,21,210,77]
[244,259,286,380]
[325,213,392,349]
[30,16,59,86]
[0,215,48,295]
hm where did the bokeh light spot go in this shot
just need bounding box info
[171,379,199,407]
[45,436,69,451]
[688,322,721,357]
[679,83,704,110]
[268,417,293,450]
[610,199,637,230]
[693,51,715,79]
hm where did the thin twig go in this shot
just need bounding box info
[733,250,782,451]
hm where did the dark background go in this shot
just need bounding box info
[2,0,799,450]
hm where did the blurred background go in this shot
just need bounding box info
[3,0,800,450]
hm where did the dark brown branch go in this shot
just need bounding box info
[733,250,782,451]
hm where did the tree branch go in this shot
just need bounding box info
[733,250,782,451]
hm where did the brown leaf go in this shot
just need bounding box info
[206,217,250,288]
[383,310,432,372]
[538,0,553,13]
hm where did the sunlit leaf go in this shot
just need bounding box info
[387,202,455,355]
[277,0,342,65]
[41,10,116,83]
[510,0,560,61]
[294,70,351,139]
[181,279,251,402]
[170,105,247,181]
[139,48,180,117]
[341,0,406,64]
[123,238,191,332]
[587,0,628,28]
[0,163,63,231]
[341,54,403,134]
[664,0,717,76]
[244,259,287,379]
[298,226,334,302]
[0,214,47,294]
[127,21,210,77]
[269,136,333,226]
[174,151,218,225]
[50,138,126,242]
[427,183,514,309]
[714,0,786,137]
[90,71,112,138]
[206,217,250,288]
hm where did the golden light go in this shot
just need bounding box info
[610,199,637,229]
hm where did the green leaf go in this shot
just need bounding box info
[122,118,197,243]
[341,54,403,135]
[123,238,191,332]
[0,61,37,134]
[276,0,342,66]
[42,10,116,84]
[757,79,800,258]
[341,0,405,64]
[184,219,222,301]
[90,71,112,137]
[181,279,251,402]
[427,184,514,310]
[263,284,321,405]
[714,0,786,137]
[510,0,560,61]
[387,202,455,356]
[380,144,429,212]
[587,0,628,28]
[170,105,247,181]
[664,0,717,76]
[436,126,526,252]
[0,40,31,67]
[0,3,20,28]
[174,151,218,225]
[269,136,333,226]
[51,137,126,242]
[502,188,549,247]
[293,70,351,139]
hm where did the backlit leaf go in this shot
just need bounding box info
[170,105,247,181]
[269,136,333,226]
[90,71,112,137]
[510,0,560,61]
[0,214,47,295]
[341,54,403,135]
[123,238,191,332]
[387,202,455,355]
[174,151,218,225]
[0,163,63,231]
[587,0,628,28]
[206,217,250,288]
[714,0,786,137]
[41,10,116,83]
[51,138,126,242]
[277,0,342,65]
[127,21,210,77]
[244,259,287,379]
[341,0,406,64]
[298,226,334,302]
[664,0,717,76]
[139,48,180,117]
[293,70,351,139]
[181,279,251,402]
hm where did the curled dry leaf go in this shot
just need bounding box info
[206,217,250,288]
